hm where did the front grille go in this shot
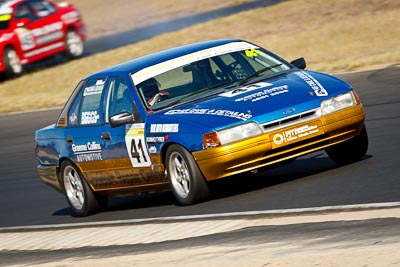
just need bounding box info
[261,134,330,165]
[264,134,329,161]
[261,108,320,132]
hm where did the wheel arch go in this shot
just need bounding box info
[160,142,181,168]
[160,141,207,179]
[3,43,24,59]
[57,157,90,191]
[65,25,78,33]
[162,141,210,205]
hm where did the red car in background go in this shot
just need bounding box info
[0,0,85,77]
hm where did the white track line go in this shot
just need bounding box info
[2,201,400,232]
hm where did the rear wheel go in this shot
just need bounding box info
[166,144,210,205]
[65,30,84,58]
[61,161,105,216]
[3,46,23,77]
[326,124,368,165]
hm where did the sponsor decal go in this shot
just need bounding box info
[294,71,328,96]
[164,109,252,121]
[283,108,295,115]
[245,48,262,57]
[69,112,77,125]
[81,110,99,125]
[219,82,272,98]
[272,123,321,146]
[234,85,289,102]
[15,28,35,51]
[150,124,179,133]
[36,31,63,45]
[72,141,101,152]
[148,146,158,154]
[61,11,80,24]
[17,22,63,51]
[125,123,152,167]
[72,141,102,162]
[96,79,105,85]
[146,136,166,143]
[83,80,105,96]
[31,22,63,37]
[23,41,64,57]
[131,41,258,84]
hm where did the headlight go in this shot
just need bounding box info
[320,91,357,115]
[203,122,262,149]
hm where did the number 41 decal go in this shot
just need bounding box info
[125,123,151,167]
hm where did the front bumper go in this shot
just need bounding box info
[193,104,365,181]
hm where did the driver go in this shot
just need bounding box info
[138,78,169,106]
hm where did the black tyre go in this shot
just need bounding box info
[165,144,210,205]
[3,46,23,77]
[326,124,368,165]
[65,29,84,58]
[61,160,104,216]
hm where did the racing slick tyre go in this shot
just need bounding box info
[65,29,84,59]
[166,144,210,205]
[325,124,368,165]
[61,160,105,217]
[3,46,23,77]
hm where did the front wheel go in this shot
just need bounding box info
[65,30,84,58]
[325,124,368,165]
[166,144,210,205]
[61,161,105,216]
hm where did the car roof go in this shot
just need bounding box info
[0,1,16,13]
[86,39,244,80]
[0,0,22,9]
[0,0,53,14]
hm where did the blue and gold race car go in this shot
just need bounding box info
[35,39,368,216]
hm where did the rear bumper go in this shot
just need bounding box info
[193,104,365,181]
[37,165,63,193]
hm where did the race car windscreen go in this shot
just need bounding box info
[0,13,11,29]
[133,42,291,110]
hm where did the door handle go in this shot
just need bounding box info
[66,135,73,144]
[101,132,112,142]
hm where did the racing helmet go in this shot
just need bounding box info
[138,78,160,100]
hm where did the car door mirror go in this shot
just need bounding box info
[16,18,30,27]
[290,57,306,69]
[109,112,134,127]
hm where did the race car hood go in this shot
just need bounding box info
[162,70,352,130]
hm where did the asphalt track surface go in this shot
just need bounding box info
[0,65,399,229]
[84,0,283,54]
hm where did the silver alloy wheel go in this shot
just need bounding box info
[63,165,85,210]
[7,48,22,74]
[66,31,84,57]
[168,151,191,199]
